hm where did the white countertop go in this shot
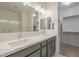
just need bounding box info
[0,32,56,57]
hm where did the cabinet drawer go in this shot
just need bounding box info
[48,43,52,57]
[7,43,40,57]
[42,46,46,57]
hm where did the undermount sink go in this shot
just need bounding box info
[0,42,11,51]
[9,39,29,47]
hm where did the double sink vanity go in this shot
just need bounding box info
[0,31,56,57]
[0,2,57,57]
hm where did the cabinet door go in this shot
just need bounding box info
[52,40,55,56]
[48,38,55,57]
[29,50,40,57]
[48,42,52,57]
[41,40,46,57]
[42,46,46,57]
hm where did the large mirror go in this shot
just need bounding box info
[40,18,46,30]
[0,9,20,33]
[39,12,46,31]
[21,5,34,32]
[33,11,39,31]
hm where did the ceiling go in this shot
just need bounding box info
[30,2,56,11]
[60,2,79,10]
[29,2,57,17]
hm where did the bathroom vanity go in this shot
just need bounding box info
[0,2,58,57]
[7,36,56,57]
[0,32,56,57]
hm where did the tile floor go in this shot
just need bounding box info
[60,43,79,57]
[53,54,65,57]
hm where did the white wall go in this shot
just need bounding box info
[61,4,79,17]
[63,32,79,47]
[63,16,79,32]
[61,3,79,47]
[62,4,79,32]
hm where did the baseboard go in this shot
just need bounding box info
[61,42,79,48]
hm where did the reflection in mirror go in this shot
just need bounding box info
[47,17,54,30]
[52,23,54,29]
[9,20,20,32]
[0,9,20,33]
[33,12,39,31]
[40,18,46,30]
[47,18,51,29]
[21,5,34,32]
[39,13,47,31]
[0,19,9,33]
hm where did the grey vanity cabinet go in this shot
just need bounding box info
[41,37,56,57]
[7,36,56,57]
[42,46,46,57]
[7,43,40,57]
